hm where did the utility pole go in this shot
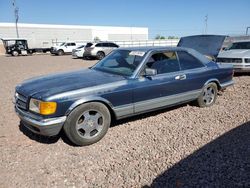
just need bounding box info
[204,14,208,34]
[12,0,19,38]
[246,27,250,35]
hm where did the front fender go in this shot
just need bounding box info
[65,96,114,116]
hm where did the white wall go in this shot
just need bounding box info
[0,23,148,48]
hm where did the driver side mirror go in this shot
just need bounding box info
[144,68,157,77]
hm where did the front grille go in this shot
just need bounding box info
[15,92,28,110]
[217,58,242,63]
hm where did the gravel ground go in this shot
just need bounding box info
[0,54,249,187]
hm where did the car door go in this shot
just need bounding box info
[133,51,187,113]
[176,50,209,93]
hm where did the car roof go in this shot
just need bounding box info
[118,46,188,52]
[1,38,27,41]
[117,46,211,64]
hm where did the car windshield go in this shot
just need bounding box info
[60,43,65,46]
[77,45,85,49]
[85,43,93,48]
[92,50,146,76]
[228,42,250,50]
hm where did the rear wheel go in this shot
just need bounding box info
[196,82,218,107]
[63,102,111,146]
[97,51,105,60]
[12,51,19,56]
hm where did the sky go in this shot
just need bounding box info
[0,0,250,38]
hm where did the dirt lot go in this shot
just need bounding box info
[0,54,249,187]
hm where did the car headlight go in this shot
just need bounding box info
[29,98,57,115]
[245,58,250,63]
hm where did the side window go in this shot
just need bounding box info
[145,52,180,74]
[177,51,204,70]
[109,43,118,48]
[95,43,103,47]
[71,43,76,46]
[102,43,110,47]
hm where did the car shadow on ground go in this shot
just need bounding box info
[234,72,250,77]
[18,103,189,146]
[143,121,250,188]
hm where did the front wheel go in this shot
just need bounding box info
[196,82,218,107]
[63,102,111,146]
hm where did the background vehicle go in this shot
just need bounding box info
[83,42,119,60]
[14,46,233,146]
[51,42,84,56]
[72,45,85,58]
[217,41,250,72]
[1,38,51,56]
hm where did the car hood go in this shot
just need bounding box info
[218,49,250,58]
[16,69,125,100]
[177,35,226,58]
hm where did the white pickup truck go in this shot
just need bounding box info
[217,41,250,72]
[51,42,84,56]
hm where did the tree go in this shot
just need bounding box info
[94,36,100,42]
[155,34,166,40]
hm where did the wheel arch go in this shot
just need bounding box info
[65,97,117,120]
[203,78,221,90]
[97,51,105,56]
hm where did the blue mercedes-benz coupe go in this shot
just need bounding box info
[14,37,234,145]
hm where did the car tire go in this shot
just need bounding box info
[12,51,19,56]
[97,51,105,60]
[196,82,218,107]
[58,50,64,56]
[63,102,111,146]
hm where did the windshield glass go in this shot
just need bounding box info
[229,42,250,50]
[77,45,85,49]
[92,50,146,76]
[85,43,93,48]
[60,43,65,46]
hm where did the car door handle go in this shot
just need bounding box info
[175,74,186,80]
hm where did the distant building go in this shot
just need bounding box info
[0,23,148,48]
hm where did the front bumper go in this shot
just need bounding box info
[218,62,250,73]
[15,107,66,136]
[234,67,250,73]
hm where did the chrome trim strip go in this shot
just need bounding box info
[113,104,133,117]
[113,89,201,118]
[15,107,66,127]
[134,89,201,113]
[220,80,234,89]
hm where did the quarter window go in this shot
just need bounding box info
[95,43,103,47]
[177,51,204,70]
[145,52,180,74]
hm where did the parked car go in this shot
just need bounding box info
[14,46,234,146]
[72,45,85,58]
[217,41,250,72]
[83,42,119,60]
[51,42,84,56]
[1,38,51,56]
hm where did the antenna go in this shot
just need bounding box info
[12,0,19,38]
[204,14,208,34]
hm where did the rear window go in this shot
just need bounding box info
[109,43,119,48]
[85,43,93,47]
